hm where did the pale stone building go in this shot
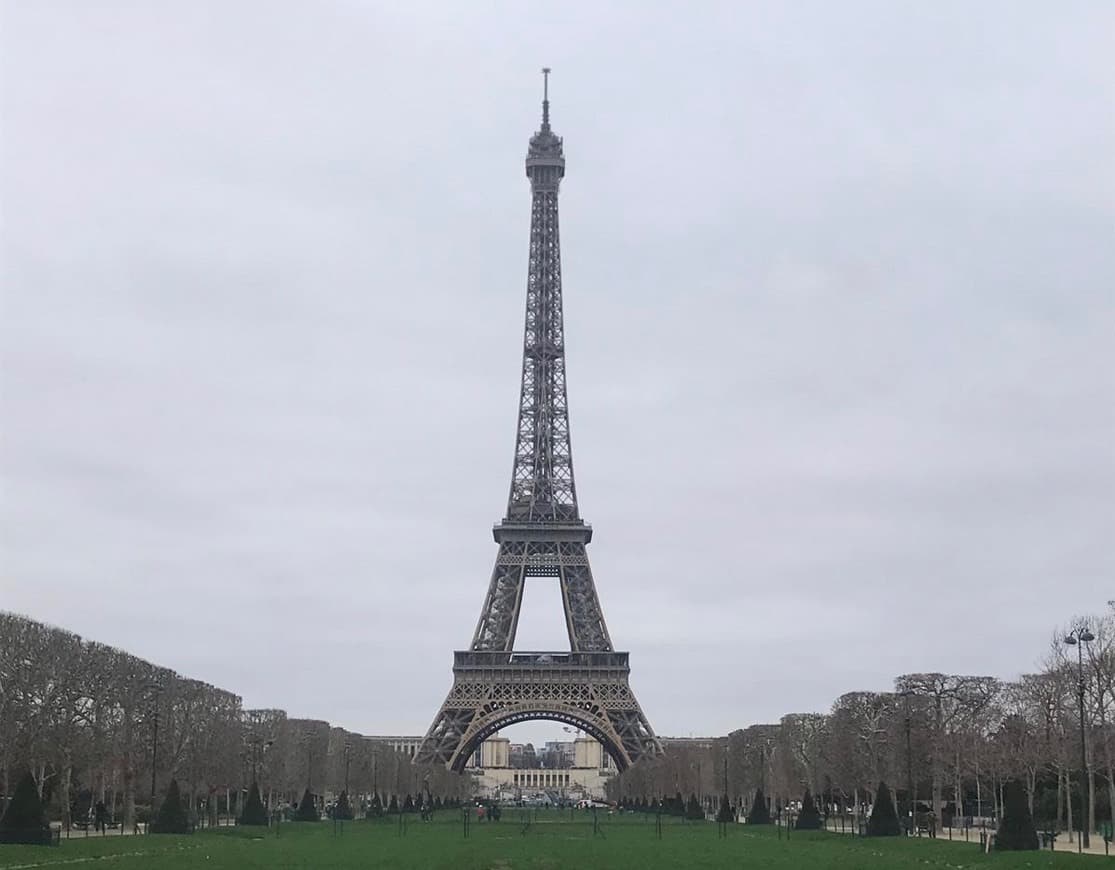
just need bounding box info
[470,734,614,801]
[362,732,615,800]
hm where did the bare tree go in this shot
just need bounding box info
[895,673,999,817]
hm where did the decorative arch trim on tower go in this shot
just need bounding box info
[448,706,631,773]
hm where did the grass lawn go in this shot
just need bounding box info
[0,812,1108,869]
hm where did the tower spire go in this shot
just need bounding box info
[541,66,551,130]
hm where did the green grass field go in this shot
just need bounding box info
[0,813,1108,869]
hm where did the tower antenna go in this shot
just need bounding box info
[542,67,551,129]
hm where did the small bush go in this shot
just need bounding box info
[151,779,190,834]
[239,782,268,826]
[747,788,771,825]
[867,782,901,837]
[996,780,1038,851]
[334,790,353,821]
[367,793,384,818]
[685,793,703,820]
[294,788,319,822]
[0,771,51,844]
[795,789,822,830]
[716,794,733,823]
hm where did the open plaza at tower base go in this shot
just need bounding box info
[1,814,1111,870]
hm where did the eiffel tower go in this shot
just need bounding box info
[415,71,661,773]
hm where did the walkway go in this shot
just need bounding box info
[820,818,1113,858]
[55,818,237,840]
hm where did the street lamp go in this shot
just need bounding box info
[147,678,166,813]
[899,690,915,836]
[1064,625,1095,850]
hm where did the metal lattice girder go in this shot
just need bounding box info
[415,72,661,771]
[414,652,660,772]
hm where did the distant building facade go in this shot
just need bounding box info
[470,734,613,800]
[363,732,614,800]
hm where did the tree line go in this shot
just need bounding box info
[0,612,465,828]
[620,603,1114,835]
[5,604,1112,835]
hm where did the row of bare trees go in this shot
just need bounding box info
[5,604,1111,831]
[0,612,466,826]
[620,604,1115,833]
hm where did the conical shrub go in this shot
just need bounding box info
[716,794,733,823]
[996,780,1038,851]
[866,781,901,837]
[239,782,267,826]
[334,790,353,820]
[151,779,190,834]
[747,788,771,824]
[367,792,383,818]
[685,793,703,820]
[795,789,822,830]
[0,771,50,844]
[294,788,318,821]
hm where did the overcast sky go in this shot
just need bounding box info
[2,2,1113,747]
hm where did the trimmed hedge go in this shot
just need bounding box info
[0,771,52,845]
[996,780,1038,851]
[867,781,901,837]
[151,779,190,834]
[294,788,319,822]
[747,788,771,825]
[795,789,822,830]
[334,790,353,821]
[239,781,268,826]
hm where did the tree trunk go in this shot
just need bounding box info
[1064,766,1073,834]
[1056,764,1064,830]
[122,761,136,830]
[953,757,962,822]
[60,760,73,829]
[1107,743,1115,843]
[1088,765,1096,837]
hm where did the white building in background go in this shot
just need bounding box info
[469,734,614,801]
[360,732,615,800]
[364,735,424,759]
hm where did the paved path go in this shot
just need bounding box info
[55,818,237,840]
[820,819,1113,857]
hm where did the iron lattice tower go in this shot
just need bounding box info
[415,71,661,772]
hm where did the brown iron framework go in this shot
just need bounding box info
[415,71,661,772]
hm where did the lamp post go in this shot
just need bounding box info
[1064,625,1095,850]
[147,678,166,812]
[900,690,914,836]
